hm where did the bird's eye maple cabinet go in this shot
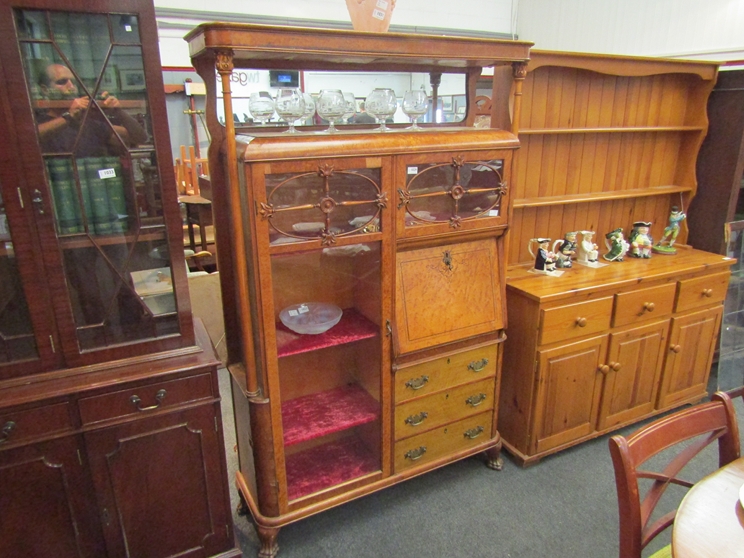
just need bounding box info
[0,0,238,556]
[186,23,531,557]
[497,50,735,466]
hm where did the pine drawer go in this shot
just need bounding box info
[539,297,613,346]
[675,272,729,313]
[613,283,676,328]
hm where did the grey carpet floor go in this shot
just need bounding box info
[217,368,744,558]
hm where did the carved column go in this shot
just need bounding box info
[510,62,528,136]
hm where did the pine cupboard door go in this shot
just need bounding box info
[533,335,608,454]
[84,405,233,558]
[0,436,106,558]
[657,306,723,409]
[596,319,668,430]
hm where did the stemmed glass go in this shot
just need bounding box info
[342,92,356,124]
[274,88,305,133]
[402,90,428,130]
[249,91,275,126]
[300,93,316,127]
[316,89,347,133]
[366,88,397,132]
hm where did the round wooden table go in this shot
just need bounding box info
[672,457,744,557]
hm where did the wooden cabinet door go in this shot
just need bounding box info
[597,319,668,430]
[84,405,233,558]
[0,436,105,558]
[533,335,607,454]
[657,306,723,409]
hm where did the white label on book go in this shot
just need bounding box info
[98,168,116,179]
[376,0,389,9]
[407,166,418,174]
[372,8,385,20]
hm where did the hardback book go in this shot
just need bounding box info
[46,157,81,234]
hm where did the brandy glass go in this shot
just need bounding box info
[365,88,397,132]
[300,92,316,126]
[342,91,356,124]
[402,90,428,130]
[316,89,346,133]
[274,88,305,133]
[249,91,275,126]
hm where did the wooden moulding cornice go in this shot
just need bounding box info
[528,49,719,80]
[186,22,532,73]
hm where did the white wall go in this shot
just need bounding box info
[517,0,744,63]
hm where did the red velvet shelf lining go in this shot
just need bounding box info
[285,437,379,501]
[282,384,380,446]
[275,307,379,358]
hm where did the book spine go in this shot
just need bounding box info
[84,157,113,235]
[75,158,94,234]
[46,157,81,235]
[68,13,95,92]
[103,156,129,233]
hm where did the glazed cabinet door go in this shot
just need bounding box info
[0,0,191,368]
[596,319,668,430]
[533,335,608,454]
[251,156,391,507]
[0,435,105,557]
[84,404,233,558]
[657,306,723,409]
[395,150,510,240]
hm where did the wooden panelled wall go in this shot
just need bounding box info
[508,60,714,267]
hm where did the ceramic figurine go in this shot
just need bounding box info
[528,237,557,274]
[629,221,653,258]
[603,228,630,262]
[577,230,599,264]
[653,206,686,255]
[553,231,578,268]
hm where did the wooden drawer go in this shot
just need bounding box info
[394,411,493,472]
[539,297,613,346]
[394,344,497,403]
[394,377,495,440]
[675,272,730,313]
[0,403,72,448]
[613,283,676,328]
[78,373,215,426]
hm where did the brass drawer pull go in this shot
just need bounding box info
[130,389,167,412]
[467,358,489,373]
[0,421,16,445]
[643,302,655,312]
[405,375,429,390]
[466,393,487,407]
[464,426,484,439]
[405,411,428,427]
[576,317,587,327]
[404,446,427,461]
[702,288,713,297]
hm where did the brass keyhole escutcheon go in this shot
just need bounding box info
[442,250,453,271]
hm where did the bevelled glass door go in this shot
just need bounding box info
[15,9,179,351]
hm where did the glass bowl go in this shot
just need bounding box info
[279,302,342,335]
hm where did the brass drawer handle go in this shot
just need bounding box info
[130,389,167,412]
[643,302,655,312]
[466,393,487,407]
[464,426,484,439]
[468,358,489,373]
[405,375,429,391]
[404,446,427,461]
[404,411,428,427]
[0,421,16,445]
[576,317,587,327]
[702,288,713,297]
[670,344,682,354]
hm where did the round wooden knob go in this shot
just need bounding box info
[610,362,621,371]
[702,289,713,297]
[643,302,655,312]
[671,344,681,353]
[576,317,587,327]
[599,364,610,374]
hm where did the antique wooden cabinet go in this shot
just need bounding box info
[496,51,734,465]
[186,23,531,557]
[0,1,238,556]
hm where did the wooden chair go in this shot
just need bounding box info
[608,392,741,558]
